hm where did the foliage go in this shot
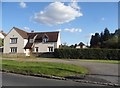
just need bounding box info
[54,48,120,60]
[90,28,120,49]
[0,38,4,47]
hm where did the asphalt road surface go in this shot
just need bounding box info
[2,72,104,86]
[68,61,119,84]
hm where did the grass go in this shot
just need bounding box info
[1,55,36,59]
[2,54,120,64]
[1,60,88,77]
[79,59,120,64]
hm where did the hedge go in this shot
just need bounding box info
[54,48,120,60]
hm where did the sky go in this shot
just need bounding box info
[1,1,118,45]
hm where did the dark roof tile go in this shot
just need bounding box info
[24,42,33,49]
[13,27,28,39]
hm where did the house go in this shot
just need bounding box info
[4,27,61,56]
[0,31,7,53]
[76,42,87,49]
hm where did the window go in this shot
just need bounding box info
[10,47,17,53]
[10,38,17,44]
[48,47,53,52]
[35,47,38,52]
[29,39,34,43]
[42,34,48,43]
[42,38,48,43]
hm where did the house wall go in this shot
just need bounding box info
[24,39,28,53]
[33,42,56,52]
[56,32,61,48]
[76,45,87,49]
[0,33,5,39]
[4,28,25,54]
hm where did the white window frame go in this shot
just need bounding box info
[48,47,54,52]
[10,38,17,44]
[35,47,39,52]
[29,39,34,43]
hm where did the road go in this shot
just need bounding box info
[74,61,119,84]
[2,72,104,86]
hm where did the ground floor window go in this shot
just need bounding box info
[10,47,17,53]
[35,47,38,52]
[48,47,53,52]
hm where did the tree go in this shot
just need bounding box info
[100,32,104,48]
[90,33,100,48]
[0,38,4,47]
[103,28,110,41]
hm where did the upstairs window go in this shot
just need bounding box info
[42,34,48,43]
[10,38,17,44]
[42,38,48,43]
[29,39,34,43]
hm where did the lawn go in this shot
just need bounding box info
[1,60,88,77]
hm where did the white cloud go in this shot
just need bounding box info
[69,1,80,10]
[24,27,30,30]
[58,28,82,33]
[34,1,83,26]
[23,27,34,32]
[19,2,26,8]
[90,33,95,36]
[101,17,105,21]
[56,29,62,32]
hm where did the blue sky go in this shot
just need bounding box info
[1,1,118,45]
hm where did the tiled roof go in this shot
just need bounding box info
[24,42,33,49]
[0,31,7,37]
[13,27,28,39]
[28,31,59,42]
[78,42,85,46]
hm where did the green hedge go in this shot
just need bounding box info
[54,48,120,60]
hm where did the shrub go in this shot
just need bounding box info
[54,48,120,60]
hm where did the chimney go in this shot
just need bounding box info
[31,30,34,33]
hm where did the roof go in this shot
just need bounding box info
[78,42,85,46]
[0,31,7,37]
[13,27,28,39]
[28,31,59,42]
[24,42,33,49]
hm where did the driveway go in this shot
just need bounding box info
[2,58,119,84]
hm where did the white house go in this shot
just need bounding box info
[76,42,87,49]
[0,31,7,39]
[4,27,61,56]
[0,31,7,53]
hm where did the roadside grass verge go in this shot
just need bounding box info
[42,58,120,64]
[1,55,36,59]
[79,59,120,64]
[1,60,88,77]
[1,55,120,64]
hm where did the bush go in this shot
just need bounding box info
[54,48,120,60]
